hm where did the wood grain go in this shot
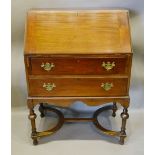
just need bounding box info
[28,77,128,97]
[29,55,129,75]
[24,10,132,54]
[24,10,132,108]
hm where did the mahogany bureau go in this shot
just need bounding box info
[24,9,132,145]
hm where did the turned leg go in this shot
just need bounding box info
[112,102,117,117]
[28,107,38,145]
[39,103,45,118]
[119,108,129,145]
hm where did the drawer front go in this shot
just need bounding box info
[28,77,128,97]
[29,56,129,75]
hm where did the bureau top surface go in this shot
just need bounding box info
[24,9,132,55]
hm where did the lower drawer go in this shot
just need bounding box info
[28,77,128,97]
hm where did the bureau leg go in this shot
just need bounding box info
[119,108,129,145]
[28,107,38,145]
[112,102,117,117]
[39,103,45,118]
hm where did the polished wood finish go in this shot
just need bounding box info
[28,77,128,97]
[24,9,132,145]
[24,10,131,55]
[29,55,130,75]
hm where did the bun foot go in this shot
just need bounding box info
[119,137,125,145]
[33,139,38,145]
[112,113,116,117]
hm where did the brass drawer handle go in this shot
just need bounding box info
[41,62,55,71]
[101,82,113,91]
[102,62,115,71]
[43,83,56,91]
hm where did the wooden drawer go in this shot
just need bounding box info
[28,77,128,97]
[28,56,130,75]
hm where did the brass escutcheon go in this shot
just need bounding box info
[41,62,55,71]
[43,83,56,91]
[101,82,113,91]
[102,62,115,71]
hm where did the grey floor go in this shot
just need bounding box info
[12,104,144,155]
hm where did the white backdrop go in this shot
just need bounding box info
[11,0,144,108]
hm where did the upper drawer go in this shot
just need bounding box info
[27,56,131,75]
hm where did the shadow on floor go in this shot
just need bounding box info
[35,103,123,145]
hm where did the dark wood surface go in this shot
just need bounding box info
[28,77,128,97]
[28,55,130,75]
